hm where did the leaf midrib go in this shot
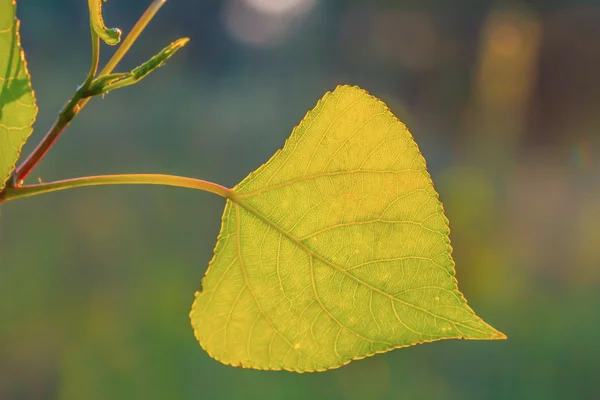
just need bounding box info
[229,193,490,337]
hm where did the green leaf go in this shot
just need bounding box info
[190,85,505,372]
[0,0,38,190]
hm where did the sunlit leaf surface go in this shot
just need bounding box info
[0,0,37,190]
[191,85,505,372]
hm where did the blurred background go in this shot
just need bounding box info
[1,0,599,398]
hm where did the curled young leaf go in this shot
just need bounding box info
[88,0,121,46]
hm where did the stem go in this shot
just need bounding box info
[12,27,101,185]
[0,174,231,203]
[10,0,167,185]
[83,29,100,88]
[12,88,86,185]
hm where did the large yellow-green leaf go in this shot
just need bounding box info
[190,85,505,372]
[0,0,37,190]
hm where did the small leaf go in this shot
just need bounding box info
[0,0,38,190]
[88,0,121,46]
[87,38,190,96]
[190,85,505,372]
[131,38,189,80]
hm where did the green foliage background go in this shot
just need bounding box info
[1,0,599,398]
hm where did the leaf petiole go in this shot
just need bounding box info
[0,174,230,204]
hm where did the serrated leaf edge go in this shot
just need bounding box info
[1,0,38,191]
[190,85,506,373]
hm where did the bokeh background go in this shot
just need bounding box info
[1,0,599,398]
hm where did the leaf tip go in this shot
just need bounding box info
[493,330,508,340]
